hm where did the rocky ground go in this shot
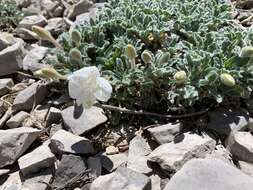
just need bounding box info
[1,0,253,190]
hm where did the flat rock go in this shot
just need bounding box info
[0,127,40,168]
[66,0,93,20]
[147,123,181,144]
[0,41,25,77]
[164,159,253,190]
[148,132,216,172]
[52,154,87,188]
[100,152,128,172]
[207,107,251,135]
[18,15,47,30]
[18,143,55,176]
[90,167,151,190]
[12,81,49,112]
[127,134,152,174]
[61,105,107,135]
[227,131,253,162]
[0,78,14,97]
[50,129,94,155]
[6,111,30,128]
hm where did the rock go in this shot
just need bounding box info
[0,32,21,51]
[0,169,10,176]
[87,157,102,177]
[0,127,40,168]
[61,105,107,135]
[0,78,14,97]
[6,111,30,128]
[148,132,216,172]
[164,159,253,190]
[18,143,55,176]
[50,129,94,155]
[49,123,63,137]
[46,107,62,126]
[106,146,119,155]
[12,81,49,112]
[66,0,93,20]
[16,0,31,8]
[100,152,128,172]
[22,46,50,72]
[14,27,39,40]
[150,174,161,190]
[0,107,12,128]
[127,134,152,174]
[18,15,47,30]
[52,154,87,188]
[206,144,233,164]
[207,107,251,135]
[239,161,253,177]
[90,167,151,190]
[45,17,66,36]
[22,168,53,190]
[0,171,22,190]
[147,123,181,144]
[0,41,25,77]
[227,131,253,162]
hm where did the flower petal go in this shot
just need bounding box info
[95,77,112,102]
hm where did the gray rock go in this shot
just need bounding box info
[239,161,253,177]
[0,107,12,128]
[87,157,102,177]
[6,111,30,128]
[0,78,14,97]
[12,81,49,112]
[53,154,87,188]
[45,17,66,36]
[22,168,53,190]
[14,27,39,40]
[15,0,31,8]
[0,32,21,51]
[148,132,216,172]
[127,134,152,174]
[46,107,61,126]
[18,15,47,30]
[164,159,253,190]
[61,106,107,135]
[0,171,22,190]
[22,46,50,72]
[66,0,93,20]
[227,131,253,162]
[0,127,40,168]
[0,169,10,176]
[0,41,25,77]
[50,129,94,155]
[49,123,63,137]
[147,123,181,144]
[100,152,128,172]
[206,144,233,164]
[90,167,151,190]
[207,107,251,135]
[18,143,55,176]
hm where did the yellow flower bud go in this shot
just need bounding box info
[220,73,235,87]
[69,48,82,63]
[158,52,170,64]
[32,26,62,49]
[141,50,152,64]
[240,46,253,57]
[174,70,187,84]
[124,44,137,60]
[71,29,82,47]
[34,68,67,81]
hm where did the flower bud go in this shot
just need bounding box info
[141,50,152,64]
[69,48,82,63]
[71,29,82,47]
[174,70,187,84]
[240,46,253,57]
[158,52,170,64]
[220,73,235,87]
[124,44,137,60]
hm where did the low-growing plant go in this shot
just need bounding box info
[0,0,24,31]
[43,0,253,119]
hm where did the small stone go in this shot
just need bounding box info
[100,152,128,172]
[18,15,47,30]
[12,81,49,112]
[0,127,40,168]
[53,154,87,188]
[148,132,216,172]
[147,123,181,144]
[61,105,107,135]
[66,0,93,20]
[90,167,151,190]
[227,131,253,162]
[6,111,30,128]
[0,78,14,97]
[239,161,253,177]
[18,144,55,176]
[164,159,253,190]
[106,146,119,155]
[87,157,102,177]
[50,129,94,155]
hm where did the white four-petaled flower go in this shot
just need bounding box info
[68,66,112,109]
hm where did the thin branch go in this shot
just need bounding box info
[95,103,211,119]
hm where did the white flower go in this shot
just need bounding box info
[68,66,112,109]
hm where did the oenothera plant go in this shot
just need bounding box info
[36,0,253,117]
